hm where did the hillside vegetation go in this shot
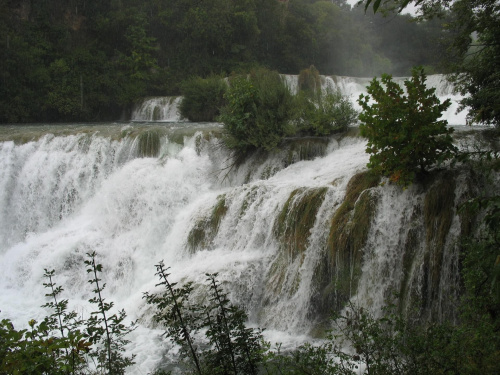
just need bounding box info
[0,0,454,123]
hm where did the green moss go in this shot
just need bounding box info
[137,130,161,157]
[187,195,228,252]
[457,173,481,238]
[265,256,288,299]
[275,187,328,259]
[167,132,185,146]
[195,134,203,156]
[422,173,456,309]
[152,106,161,121]
[399,225,420,310]
[322,171,380,312]
[298,65,321,95]
[239,186,259,217]
[283,137,329,166]
[264,187,328,303]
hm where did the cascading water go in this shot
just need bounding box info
[0,123,495,373]
[131,74,468,125]
[131,96,183,122]
[285,74,468,125]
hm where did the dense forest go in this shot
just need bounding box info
[0,0,455,123]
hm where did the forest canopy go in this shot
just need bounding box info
[0,0,454,123]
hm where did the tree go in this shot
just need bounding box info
[361,0,500,127]
[180,75,227,122]
[358,67,457,187]
[449,0,500,127]
[218,68,295,153]
[295,66,358,136]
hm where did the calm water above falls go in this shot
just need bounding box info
[0,123,494,373]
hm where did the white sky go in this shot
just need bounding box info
[347,0,420,16]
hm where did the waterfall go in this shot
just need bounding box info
[133,75,468,125]
[283,74,467,125]
[131,96,183,122]
[0,124,495,373]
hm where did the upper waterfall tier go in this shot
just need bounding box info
[131,96,183,122]
[131,74,468,125]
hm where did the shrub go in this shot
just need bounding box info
[180,75,227,122]
[144,264,265,375]
[298,65,321,96]
[0,254,135,375]
[295,89,358,136]
[218,68,295,153]
[358,67,457,187]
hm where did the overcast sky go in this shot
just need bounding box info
[347,0,420,16]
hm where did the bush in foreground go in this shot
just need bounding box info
[0,252,135,375]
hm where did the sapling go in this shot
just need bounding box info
[204,273,263,375]
[144,261,202,375]
[204,273,238,374]
[42,269,88,374]
[85,251,135,375]
[43,269,68,347]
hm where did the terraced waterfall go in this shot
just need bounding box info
[0,122,495,373]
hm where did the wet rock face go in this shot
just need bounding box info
[314,171,380,321]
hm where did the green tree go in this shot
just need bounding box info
[144,264,265,375]
[85,252,136,374]
[203,273,263,375]
[218,69,295,153]
[180,75,227,122]
[295,66,358,136]
[358,67,456,187]
[361,0,500,127]
[449,0,500,127]
[0,256,136,374]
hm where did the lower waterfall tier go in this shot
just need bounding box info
[0,124,496,373]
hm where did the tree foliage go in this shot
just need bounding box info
[361,0,500,127]
[218,69,296,153]
[449,0,500,127]
[180,75,228,122]
[0,254,135,375]
[144,265,264,375]
[358,68,456,186]
[294,67,358,136]
[0,0,455,123]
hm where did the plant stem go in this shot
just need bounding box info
[157,262,202,375]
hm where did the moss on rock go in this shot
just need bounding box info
[320,171,380,313]
[275,187,328,258]
[283,137,329,166]
[265,187,328,302]
[421,173,456,311]
[187,195,228,252]
[137,130,161,157]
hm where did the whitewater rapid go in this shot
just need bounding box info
[0,124,369,372]
[0,122,492,373]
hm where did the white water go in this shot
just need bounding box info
[132,96,183,122]
[0,124,492,373]
[284,74,467,126]
[132,75,468,125]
